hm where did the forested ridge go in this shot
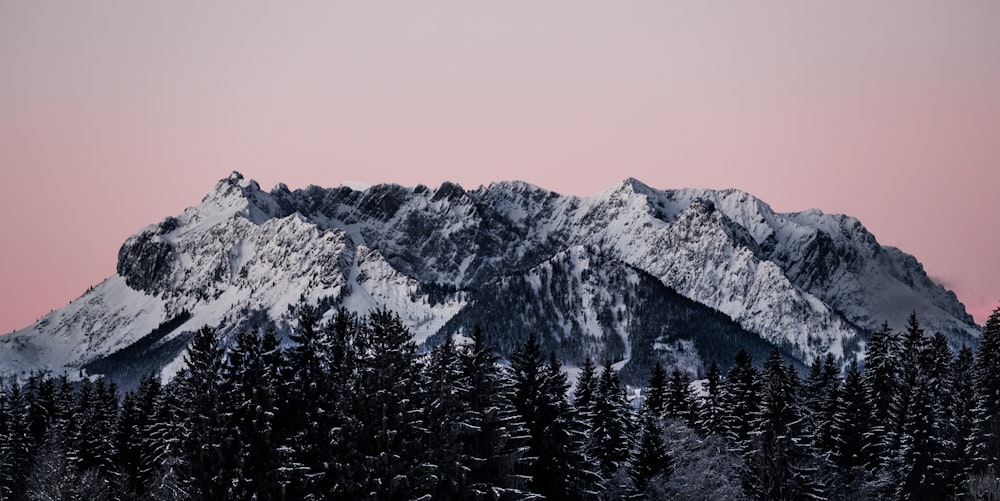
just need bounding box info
[1,306,999,500]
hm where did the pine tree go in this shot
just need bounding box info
[950,345,978,494]
[354,308,429,499]
[830,359,871,497]
[116,373,162,498]
[642,362,667,420]
[697,361,725,436]
[422,333,469,498]
[721,348,761,452]
[743,350,822,500]
[974,306,1000,471]
[632,365,672,496]
[0,377,32,499]
[803,353,840,458]
[172,325,226,500]
[221,327,283,500]
[892,316,952,500]
[460,326,532,500]
[588,361,633,494]
[862,321,901,472]
[665,368,698,429]
[573,356,598,429]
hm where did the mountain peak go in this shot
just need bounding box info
[5,174,979,384]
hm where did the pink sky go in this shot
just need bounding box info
[1,1,998,333]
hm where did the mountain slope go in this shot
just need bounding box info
[0,172,979,383]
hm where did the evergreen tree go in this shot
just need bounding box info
[632,364,672,496]
[354,308,429,499]
[221,327,283,500]
[974,306,1000,471]
[862,321,901,473]
[588,361,633,494]
[950,345,978,494]
[721,348,761,452]
[743,350,822,500]
[573,356,598,429]
[172,325,226,500]
[422,333,469,498]
[697,361,725,436]
[830,359,871,497]
[460,326,532,500]
[642,362,667,420]
[665,368,698,428]
[0,377,32,499]
[115,373,162,498]
[892,316,952,500]
[803,353,840,458]
[510,335,596,498]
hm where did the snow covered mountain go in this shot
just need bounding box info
[0,173,979,384]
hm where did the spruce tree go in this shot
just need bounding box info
[721,348,761,452]
[863,321,901,473]
[974,306,1000,471]
[642,362,667,420]
[588,361,633,493]
[172,325,226,500]
[665,367,698,429]
[0,377,32,499]
[831,359,871,497]
[743,350,822,500]
[354,308,429,499]
[573,356,598,429]
[697,360,725,436]
[950,345,978,494]
[460,326,532,499]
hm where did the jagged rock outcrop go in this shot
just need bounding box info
[0,172,979,385]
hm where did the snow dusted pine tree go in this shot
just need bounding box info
[721,348,761,455]
[973,307,1000,472]
[459,326,532,500]
[830,359,873,497]
[587,361,634,497]
[697,361,725,436]
[743,350,823,500]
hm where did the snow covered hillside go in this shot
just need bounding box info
[0,173,979,384]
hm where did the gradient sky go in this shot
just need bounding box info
[1,1,998,333]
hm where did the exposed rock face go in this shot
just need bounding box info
[0,172,979,385]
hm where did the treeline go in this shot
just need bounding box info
[1,307,999,500]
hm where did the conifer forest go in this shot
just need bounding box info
[2,306,1000,500]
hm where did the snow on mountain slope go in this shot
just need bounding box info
[0,172,979,382]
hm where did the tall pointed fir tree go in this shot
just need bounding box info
[510,334,596,499]
[949,345,978,494]
[221,327,284,500]
[830,359,871,497]
[892,315,953,500]
[422,333,470,498]
[743,349,822,501]
[172,324,226,500]
[587,360,634,496]
[862,321,901,476]
[665,367,698,429]
[573,356,599,430]
[974,306,1000,472]
[803,353,840,460]
[354,308,430,499]
[632,364,672,496]
[459,326,532,500]
[115,373,163,498]
[697,361,725,436]
[721,348,761,454]
[0,377,32,499]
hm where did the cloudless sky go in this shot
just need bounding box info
[1,1,998,333]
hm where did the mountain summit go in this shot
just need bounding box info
[0,173,979,384]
